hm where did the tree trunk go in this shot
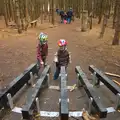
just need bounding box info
[6,0,11,22]
[12,0,17,24]
[93,0,96,18]
[87,0,93,29]
[81,0,84,31]
[51,0,55,25]
[89,12,93,29]
[108,0,111,19]
[99,0,110,38]
[31,0,35,21]
[41,2,44,24]
[10,0,14,21]
[81,0,88,32]
[44,0,48,20]
[19,0,25,30]
[98,0,103,24]
[113,1,117,29]
[3,0,8,26]
[99,13,109,38]
[15,0,22,33]
[112,0,120,45]
[0,1,4,16]
[25,0,29,31]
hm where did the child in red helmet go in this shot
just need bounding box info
[53,39,71,80]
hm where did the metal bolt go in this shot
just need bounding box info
[7,93,14,109]
[36,97,40,113]
[115,93,120,110]
[30,72,34,87]
[88,97,93,114]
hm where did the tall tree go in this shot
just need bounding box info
[99,0,110,38]
[112,0,117,29]
[15,0,22,33]
[25,0,29,31]
[87,0,93,29]
[51,0,55,25]
[81,0,85,31]
[98,0,104,24]
[9,0,14,21]
[112,0,120,45]
[3,0,8,26]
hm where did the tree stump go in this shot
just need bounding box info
[81,10,88,32]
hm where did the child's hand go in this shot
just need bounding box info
[54,56,58,62]
[54,53,58,62]
[40,61,44,66]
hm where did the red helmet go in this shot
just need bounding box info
[58,39,67,47]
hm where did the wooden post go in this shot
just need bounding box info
[81,10,88,32]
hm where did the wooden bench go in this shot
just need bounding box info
[30,20,38,27]
[75,66,107,118]
[89,65,120,95]
[0,63,37,109]
[22,65,50,120]
[60,66,69,120]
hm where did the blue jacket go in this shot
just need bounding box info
[67,10,73,18]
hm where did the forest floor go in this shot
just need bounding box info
[0,16,120,120]
[0,17,120,86]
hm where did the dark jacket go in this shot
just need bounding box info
[67,10,73,18]
[60,10,64,17]
[57,49,69,67]
[37,43,48,62]
[56,8,59,12]
[64,14,68,20]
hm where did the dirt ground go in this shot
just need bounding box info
[0,17,120,87]
[0,16,120,120]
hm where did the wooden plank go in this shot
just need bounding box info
[89,65,120,95]
[113,80,120,86]
[75,66,107,118]
[30,20,38,24]
[22,65,50,120]
[105,72,120,78]
[0,63,37,109]
[60,66,69,120]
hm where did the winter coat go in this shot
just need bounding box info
[57,49,69,67]
[37,43,48,62]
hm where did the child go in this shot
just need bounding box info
[59,8,64,23]
[63,12,68,24]
[56,8,60,15]
[67,8,73,24]
[37,32,48,71]
[53,39,70,80]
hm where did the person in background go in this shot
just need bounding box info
[67,8,73,24]
[63,12,68,24]
[56,8,60,15]
[53,39,70,80]
[59,8,64,23]
[36,32,48,73]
